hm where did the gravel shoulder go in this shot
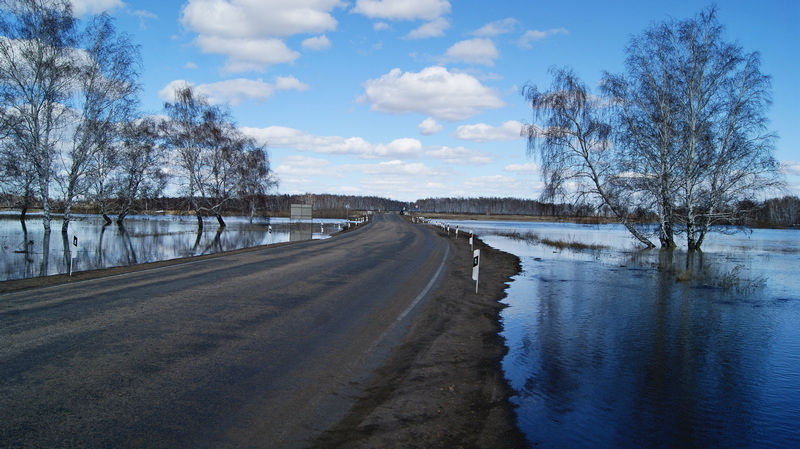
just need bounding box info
[310,225,529,449]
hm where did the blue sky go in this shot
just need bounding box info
[75,0,799,202]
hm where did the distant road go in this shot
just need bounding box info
[0,214,450,449]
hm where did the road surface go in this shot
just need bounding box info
[0,214,450,448]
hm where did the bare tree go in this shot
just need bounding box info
[202,116,242,226]
[522,67,656,248]
[114,116,167,225]
[59,13,141,233]
[0,0,77,231]
[163,85,210,229]
[601,22,682,248]
[603,6,782,250]
[0,137,37,225]
[163,85,272,228]
[233,133,277,221]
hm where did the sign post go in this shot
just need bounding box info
[472,249,480,294]
[70,235,77,276]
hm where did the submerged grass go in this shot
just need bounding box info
[495,230,609,251]
[495,230,766,292]
[664,259,766,292]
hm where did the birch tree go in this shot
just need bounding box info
[603,6,781,250]
[0,0,77,231]
[59,12,141,232]
[164,85,274,228]
[522,67,656,248]
[237,141,277,220]
[114,116,167,225]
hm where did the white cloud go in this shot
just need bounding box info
[504,162,540,174]
[373,21,390,31]
[182,0,342,38]
[129,9,158,29]
[453,120,525,142]
[184,62,198,69]
[180,0,343,71]
[302,35,332,51]
[519,28,569,48]
[352,0,450,21]
[274,76,310,91]
[275,155,339,177]
[158,77,308,106]
[472,18,519,37]
[425,146,492,165]
[358,66,505,122]
[463,174,529,195]
[359,160,448,176]
[350,161,453,200]
[195,35,300,73]
[158,80,193,103]
[418,117,443,136]
[241,126,423,159]
[443,38,499,66]
[70,0,124,16]
[406,17,450,39]
[781,160,800,176]
[129,9,157,20]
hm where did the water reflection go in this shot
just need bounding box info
[0,214,346,282]
[453,221,800,449]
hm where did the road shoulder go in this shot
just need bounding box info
[310,227,529,449]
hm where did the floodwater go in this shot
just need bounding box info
[0,213,348,282]
[452,221,800,449]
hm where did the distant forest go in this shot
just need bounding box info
[4,192,795,229]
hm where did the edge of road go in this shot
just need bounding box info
[309,219,530,448]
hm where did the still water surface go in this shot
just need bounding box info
[452,221,800,449]
[0,214,347,282]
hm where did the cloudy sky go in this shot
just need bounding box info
[74,0,798,201]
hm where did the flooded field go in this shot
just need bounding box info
[452,220,800,449]
[0,213,348,282]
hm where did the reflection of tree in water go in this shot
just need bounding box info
[40,231,50,278]
[61,232,71,274]
[118,224,138,265]
[1,215,342,281]
[513,253,769,448]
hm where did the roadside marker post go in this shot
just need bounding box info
[469,231,474,251]
[70,235,77,276]
[472,249,480,294]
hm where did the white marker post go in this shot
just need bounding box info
[70,235,77,276]
[472,249,480,294]
[469,231,474,251]
[455,225,459,239]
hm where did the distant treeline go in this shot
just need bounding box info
[739,196,800,228]
[0,193,410,220]
[414,197,601,218]
[3,193,797,228]
[415,195,799,228]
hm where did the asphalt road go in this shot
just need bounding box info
[0,213,451,449]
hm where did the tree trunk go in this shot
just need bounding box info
[40,230,51,277]
[40,183,52,233]
[19,205,28,227]
[195,210,204,230]
[216,213,226,227]
[61,203,72,234]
